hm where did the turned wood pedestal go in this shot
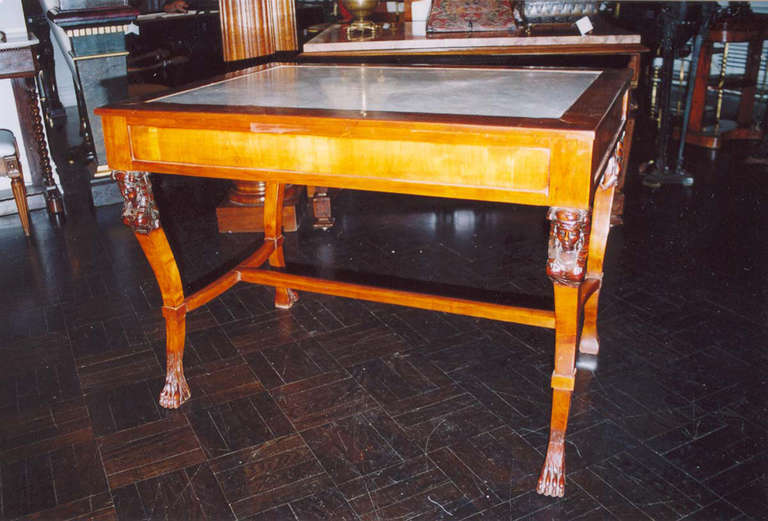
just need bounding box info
[216,181,303,232]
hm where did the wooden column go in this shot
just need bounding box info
[219,0,297,61]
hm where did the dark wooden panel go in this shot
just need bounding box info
[0,47,35,78]
[99,415,206,489]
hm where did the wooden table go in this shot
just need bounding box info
[683,13,768,150]
[301,21,646,226]
[96,63,631,498]
[0,36,64,217]
[303,21,642,63]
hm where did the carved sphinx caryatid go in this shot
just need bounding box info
[112,171,160,234]
[546,208,590,286]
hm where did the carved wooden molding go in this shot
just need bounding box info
[113,171,160,234]
[599,130,625,190]
[546,208,590,286]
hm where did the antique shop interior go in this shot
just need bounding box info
[1,0,767,519]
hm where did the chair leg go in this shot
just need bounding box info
[4,152,31,236]
[10,175,31,237]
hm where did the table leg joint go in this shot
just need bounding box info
[113,171,161,234]
[162,303,187,316]
[546,208,590,287]
[551,369,576,391]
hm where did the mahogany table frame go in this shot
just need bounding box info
[96,63,631,498]
[300,22,647,226]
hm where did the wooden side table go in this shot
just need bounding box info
[0,36,64,218]
[684,13,768,150]
[97,63,632,497]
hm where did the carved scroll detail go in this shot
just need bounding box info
[600,130,625,190]
[546,208,590,287]
[113,171,160,234]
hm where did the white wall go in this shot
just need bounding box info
[0,79,37,183]
[0,78,62,202]
[0,0,28,40]
[0,0,63,204]
[0,0,37,193]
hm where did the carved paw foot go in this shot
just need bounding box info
[158,371,191,409]
[537,439,566,497]
[275,288,299,309]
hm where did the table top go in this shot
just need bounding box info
[0,35,38,52]
[155,64,600,120]
[302,21,642,56]
[97,63,631,208]
[136,9,219,23]
[0,35,38,79]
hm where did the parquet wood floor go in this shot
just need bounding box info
[0,135,766,520]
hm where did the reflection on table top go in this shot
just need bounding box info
[136,9,219,23]
[302,21,642,55]
[154,64,600,119]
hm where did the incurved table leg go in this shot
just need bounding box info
[538,135,624,495]
[581,137,623,355]
[158,303,189,408]
[113,171,189,409]
[579,189,616,355]
[264,181,299,309]
[538,207,589,497]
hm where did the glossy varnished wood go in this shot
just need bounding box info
[96,63,631,497]
[99,65,631,211]
[238,270,556,328]
[218,0,297,61]
[299,27,645,225]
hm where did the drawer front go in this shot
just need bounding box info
[128,124,554,203]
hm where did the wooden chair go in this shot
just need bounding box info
[0,130,32,236]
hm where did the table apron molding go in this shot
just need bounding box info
[104,123,610,208]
